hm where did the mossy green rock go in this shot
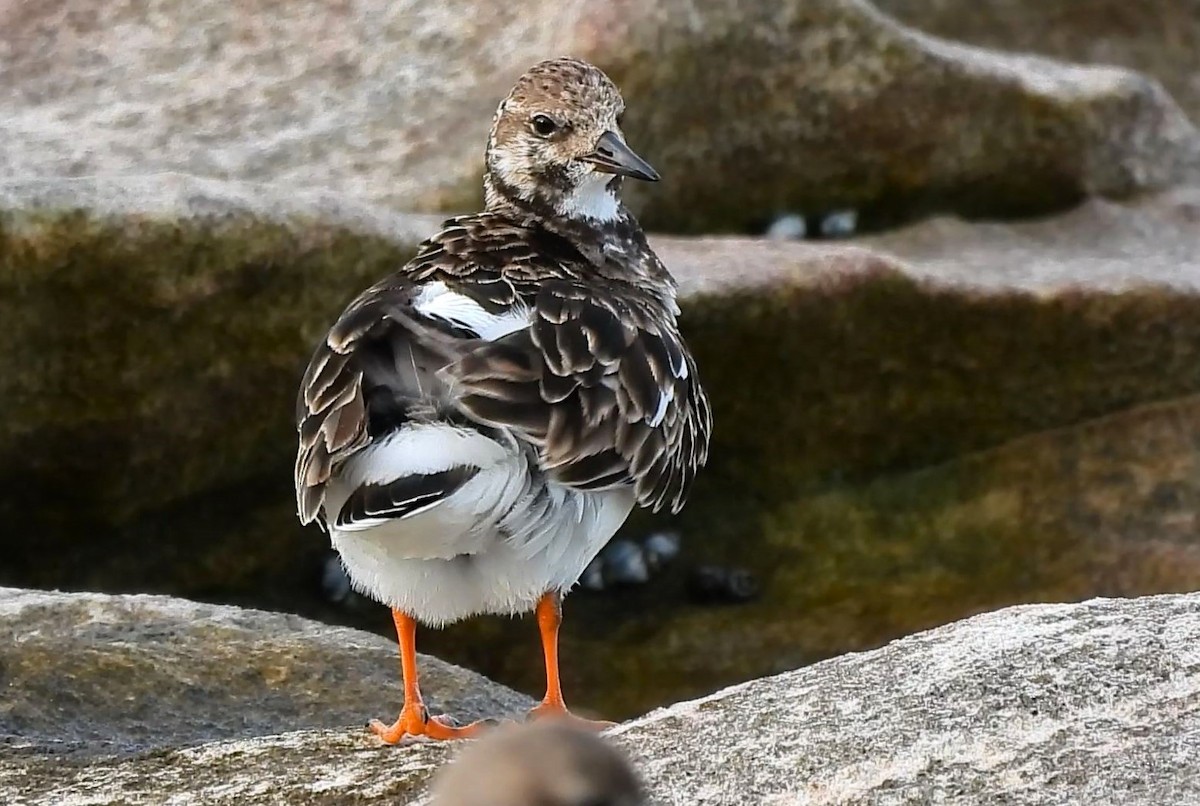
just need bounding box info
[0,176,439,592]
[3,175,1200,720]
[3,0,1198,231]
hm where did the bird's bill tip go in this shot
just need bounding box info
[581,130,661,182]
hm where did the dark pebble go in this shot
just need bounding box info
[602,539,651,586]
[686,565,761,605]
[642,531,682,572]
[320,553,353,604]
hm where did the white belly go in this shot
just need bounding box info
[321,420,636,626]
[330,482,635,627]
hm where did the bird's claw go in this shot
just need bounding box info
[369,704,490,744]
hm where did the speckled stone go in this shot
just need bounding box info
[607,594,1200,805]
[3,0,1198,230]
[4,591,1198,805]
[878,0,1200,124]
[0,588,532,761]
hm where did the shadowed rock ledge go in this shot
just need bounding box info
[2,588,1197,804]
[3,174,1200,718]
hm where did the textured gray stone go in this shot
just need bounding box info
[2,590,1197,805]
[3,0,1197,230]
[658,186,1200,296]
[877,0,1200,124]
[0,588,532,759]
[610,594,1200,805]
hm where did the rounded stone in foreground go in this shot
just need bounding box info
[4,589,1198,804]
[0,587,532,759]
[609,594,1200,805]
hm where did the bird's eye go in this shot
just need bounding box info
[531,114,559,137]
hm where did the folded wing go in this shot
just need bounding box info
[446,279,711,514]
[295,216,711,527]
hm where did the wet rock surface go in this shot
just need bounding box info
[3,590,1197,805]
[3,0,1199,231]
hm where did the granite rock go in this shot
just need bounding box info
[607,593,1200,805]
[3,0,1198,230]
[4,590,1198,805]
[0,588,532,760]
[878,0,1200,124]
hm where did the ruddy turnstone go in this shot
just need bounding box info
[429,722,644,805]
[294,57,711,742]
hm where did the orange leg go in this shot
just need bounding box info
[369,609,488,743]
[527,591,614,729]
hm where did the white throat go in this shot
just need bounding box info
[559,172,621,222]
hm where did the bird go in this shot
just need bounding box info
[294,57,711,743]
[427,721,644,806]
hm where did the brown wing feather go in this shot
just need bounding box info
[447,279,710,514]
[294,276,454,525]
[295,344,367,522]
[296,212,711,525]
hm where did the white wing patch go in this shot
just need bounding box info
[413,281,529,341]
[346,423,508,488]
[648,383,674,428]
[671,351,689,380]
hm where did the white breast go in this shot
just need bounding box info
[559,172,620,222]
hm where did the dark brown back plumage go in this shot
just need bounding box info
[295,212,711,524]
[295,58,710,530]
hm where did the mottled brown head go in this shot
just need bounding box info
[485,58,659,224]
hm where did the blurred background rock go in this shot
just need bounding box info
[2,0,1199,720]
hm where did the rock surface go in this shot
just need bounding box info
[878,0,1200,124]
[3,589,1198,805]
[3,174,1200,718]
[608,593,1200,805]
[0,588,532,759]
[3,0,1198,230]
[0,176,430,597]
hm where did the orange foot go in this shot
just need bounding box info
[369,702,491,744]
[528,592,616,731]
[527,698,616,731]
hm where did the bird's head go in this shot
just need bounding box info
[484,58,659,225]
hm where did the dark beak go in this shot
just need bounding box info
[581,130,661,182]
